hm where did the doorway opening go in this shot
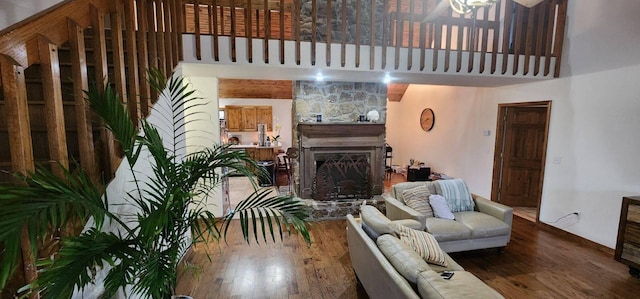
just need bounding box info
[491,101,551,223]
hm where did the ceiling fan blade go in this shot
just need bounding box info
[422,0,451,22]
[513,0,545,8]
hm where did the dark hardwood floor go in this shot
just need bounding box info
[176,172,640,298]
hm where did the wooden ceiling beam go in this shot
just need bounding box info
[218,79,293,99]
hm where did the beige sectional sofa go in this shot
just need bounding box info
[384,181,513,253]
[346,206,504,299]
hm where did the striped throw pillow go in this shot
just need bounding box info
[437,179,475,212]
[391,223,448,267]
[402,185,434,217]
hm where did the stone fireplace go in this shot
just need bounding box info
[297,123,386,219]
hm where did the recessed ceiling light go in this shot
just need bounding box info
[316,72,324,81]
[383,73,392,84]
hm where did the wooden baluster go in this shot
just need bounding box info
[90,4,116,178]
[341,0,346,67]
[137,0,151,116]
[524,3,535,75]
[111,0,128,103]
[0,55,37,299]
[419,0,427,71]
[264,0,270,63]
[156,0,167,73]
[408,0,415,70]
[170,0,181,65]
[444,8,452,72]
[355,0,361,68]
[501,0,513,74]
[433,19,442,71]
[194,0,202,60]
[295,0,301,65]
[37,35,69,177]
[147,0,159,102]
[533,1,546,76]
[381,0,388,69]
[124,0,141,125]
[490,0,501,74]
[280,0,285,64]
[455,13,464,72]
[326,0,332,66]
[394,0,401,69]
[543,0,555,76]
[370,0,376,70]
[311,0,316,66]
[67,19,97,180]
[212,0,220,61]
[512,4,524,75]
[553,0,567,77]
[479,6,490,73]
[247,0,253,62]
[176,0,185,60]
[164,0,174,69]
[230,0,237,62]
[467,8,478,73]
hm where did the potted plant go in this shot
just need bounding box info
[0,69,310,298]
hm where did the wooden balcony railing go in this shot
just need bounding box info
[0,0,183,295]
[182,0,567,77]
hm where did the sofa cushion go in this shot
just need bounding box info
[392,181,439,203]
[425,217,472,242]
[361,205,394,237]
[429,195,455,220]
[454,211,511,239]
[436,179,475,213]
[417,271,504,299]
[376,234,432,284]
[391,224,447,267]
[402,185,434,217]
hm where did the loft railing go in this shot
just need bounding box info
[0,0,183,295]
[182,0,567,77]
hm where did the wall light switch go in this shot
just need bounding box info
[552,157,562,164]
[483,130,491,136]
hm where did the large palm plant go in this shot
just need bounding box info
[0,69,310,298]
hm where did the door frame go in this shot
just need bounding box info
[491,101,552,223]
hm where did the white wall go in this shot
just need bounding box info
[180,66,223,216]
[0,0,62,29]
[219,98,293,150]
[386,0,640,249]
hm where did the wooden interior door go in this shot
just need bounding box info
[492,103,551,210]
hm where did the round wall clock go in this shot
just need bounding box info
[420,108,435,131]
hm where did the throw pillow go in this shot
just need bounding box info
[391,223,448,267]
[436,179,475,212]
[402,185,434,217]
[429,195,455,220]
[376,235,432,284]
[360,205,394,236]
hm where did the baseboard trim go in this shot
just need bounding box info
[515,214,615,257]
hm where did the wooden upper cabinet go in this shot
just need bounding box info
[226,106,242,132]
[224,105,272,132]
[241,106,257,131]
[256,106,273,131]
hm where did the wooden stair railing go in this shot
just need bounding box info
[0,0,184,296]
[182,0,567,77]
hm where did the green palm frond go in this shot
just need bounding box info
[0,67,310,298]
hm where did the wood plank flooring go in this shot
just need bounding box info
[176,215,640,298]
[176,172,640,298]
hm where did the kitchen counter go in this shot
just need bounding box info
[228,145,280,161]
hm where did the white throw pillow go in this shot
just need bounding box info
[429,194,455,220]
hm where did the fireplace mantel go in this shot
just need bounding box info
[298,123,385,138]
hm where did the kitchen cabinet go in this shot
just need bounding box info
[224,105,272,132]
[225,106,242,132]
[241,106,257,131]
[256,106,273,131]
